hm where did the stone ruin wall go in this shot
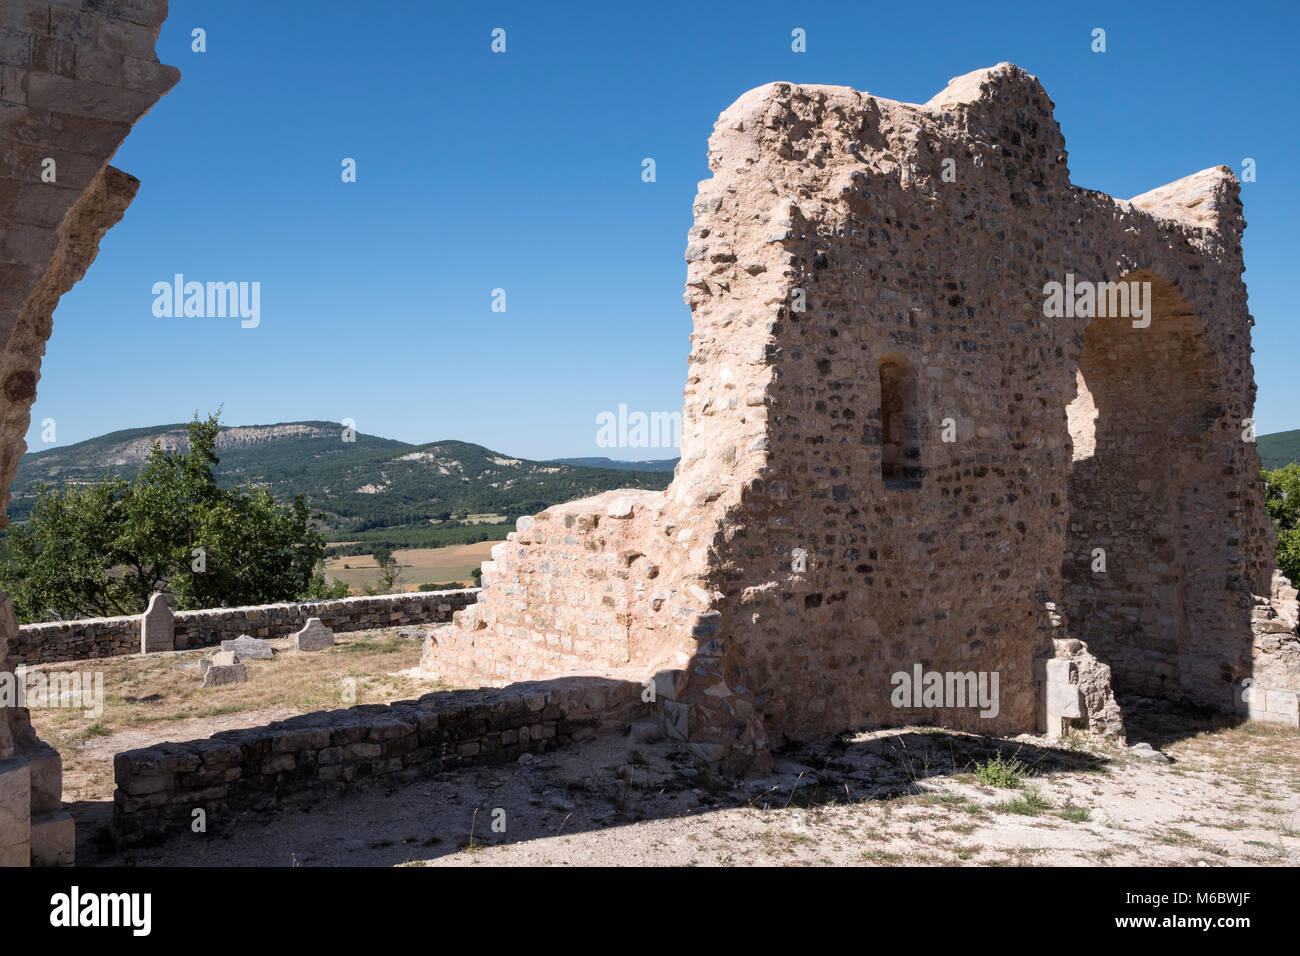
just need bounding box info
[0,0,178,864]
[0,13,1296,859]
[421,64,1298,766]
[112,677,650,847]
[14,588,479,665]
[423,491,687,687]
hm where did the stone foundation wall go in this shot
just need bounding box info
[13,589,480,665]
[112,677,647,847]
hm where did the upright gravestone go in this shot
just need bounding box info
[293,617,334,652]
[140,592,174,654]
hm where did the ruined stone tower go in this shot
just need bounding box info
[0,0,178,864]
[420,63,1300,768]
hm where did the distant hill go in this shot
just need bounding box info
[549,456,678,473]
[11,422,673,551]
[1259,429,1300,470]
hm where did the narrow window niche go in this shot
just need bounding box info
[879,353,923,489]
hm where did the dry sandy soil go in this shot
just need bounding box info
[67,693,1300,867]
[29,627,439,808]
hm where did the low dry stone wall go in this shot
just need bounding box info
[112,677,646,846]
[13,590,479,665]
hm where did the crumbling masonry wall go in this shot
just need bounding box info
[420,63,1298,767]
[15,588,479,665]
[112,678,649,847]
[0,0,178,864]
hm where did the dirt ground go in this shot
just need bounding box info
[28,627,439,807]
[71,696,1300,867]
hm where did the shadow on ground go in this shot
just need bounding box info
[70,716,1122,866]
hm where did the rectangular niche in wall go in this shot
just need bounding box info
[879,353,923,489]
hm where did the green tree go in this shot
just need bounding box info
[373,546,402,593]
[1,477,135,620]
[0,411,332,623]
[1264,463,1300,584]
[301,561,351,600]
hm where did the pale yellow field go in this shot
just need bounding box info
[325,540,502,593]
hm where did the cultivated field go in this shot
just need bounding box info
[325,541,502,592]
[464,513,508,525]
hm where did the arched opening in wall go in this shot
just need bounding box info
[879,353,922,489]
[1061,271,1242,707]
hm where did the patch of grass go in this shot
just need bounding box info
[974,753,1028,789]
[862,849,903,863]
[995,790,1053,816]
[193,703,244,719]
[1056,805,1091,823]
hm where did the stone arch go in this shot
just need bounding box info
[1061,270,1245,705]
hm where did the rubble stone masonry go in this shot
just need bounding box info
[1,0,1297,858]
[111,677,648,846]
[417,64,1298,769]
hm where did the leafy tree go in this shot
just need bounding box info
[1,477,135,620]
[302,561,351,600]
[1264,464,1300,584]
[373,546,402,593]
[0,412,331,623]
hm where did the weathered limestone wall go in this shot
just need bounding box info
[0,0,179,864]
[421,491,698,688]
[13,589,480,664]
[112,677,648,847]
[420,63,1289,768]
[1248,572,1300,726]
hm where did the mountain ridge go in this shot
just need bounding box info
[1259,429,1300,470]
[11,421,676,549]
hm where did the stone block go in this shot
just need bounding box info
[1046,679,1083,720]
[29,811,74,866]
[221,635,273,660]
[293,617,334,651]
[140,591,173,653]
[662,700,689,740]
[0,757,32,866]
[201,663,247,688]
[25,743,62,814]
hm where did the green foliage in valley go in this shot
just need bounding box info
[0,413,345,624]
[10,424,673,547]
[1264,463,1300,585]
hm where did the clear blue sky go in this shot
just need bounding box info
[26,0,1298,459]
